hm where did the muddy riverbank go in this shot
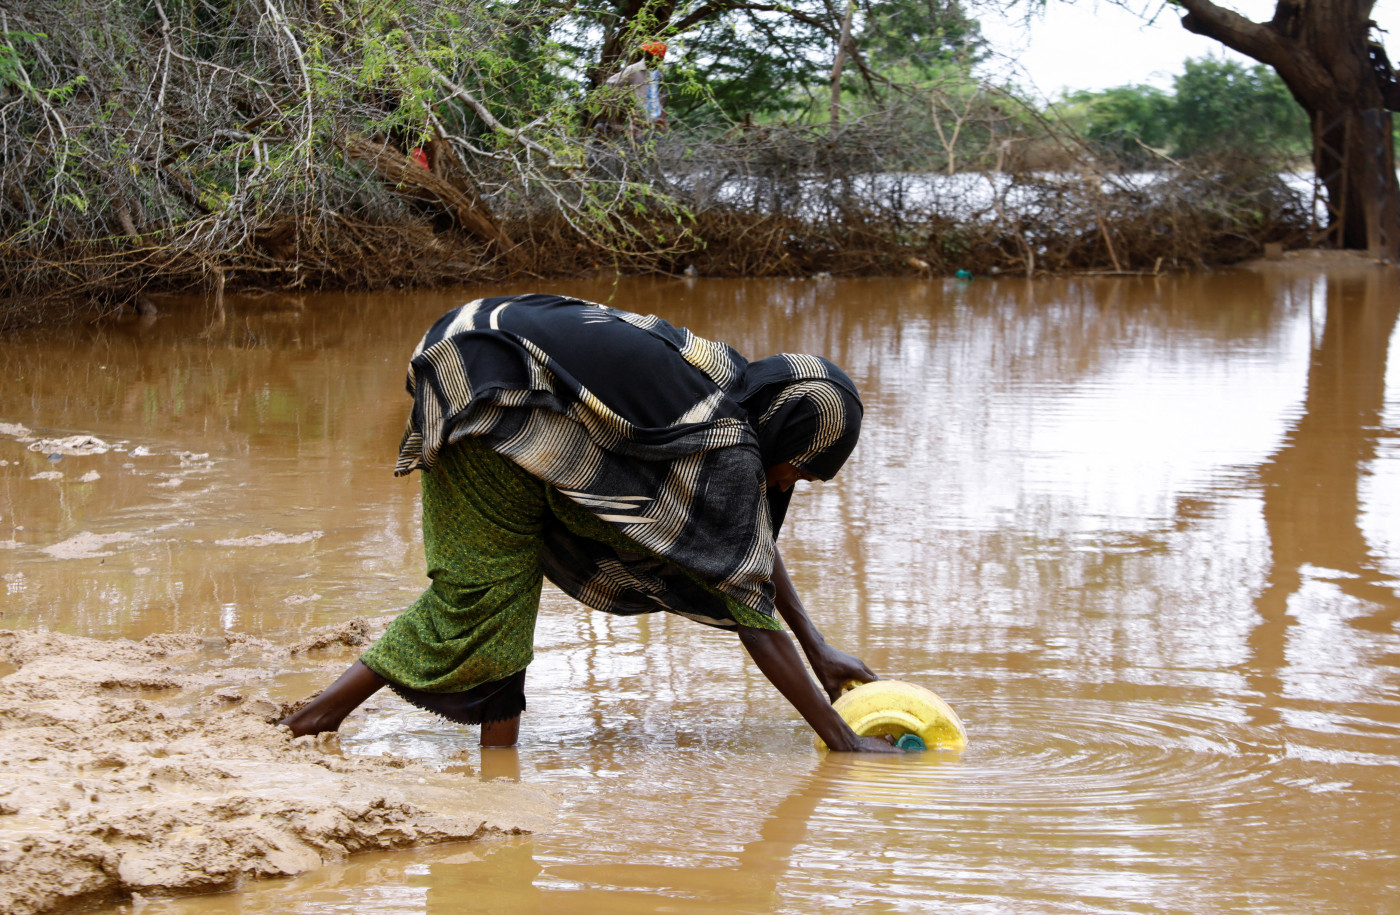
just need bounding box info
[0,622,553,915]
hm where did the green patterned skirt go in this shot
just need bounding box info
[359,438,546,723]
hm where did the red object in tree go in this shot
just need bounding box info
[410,148,429,170]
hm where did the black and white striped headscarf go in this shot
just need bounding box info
[736,355,862,479]
[395,293,862,628]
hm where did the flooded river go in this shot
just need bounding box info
[3,264,1399,913]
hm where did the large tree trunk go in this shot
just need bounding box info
[1312,107,1397,251]
[1177,0,1400,256]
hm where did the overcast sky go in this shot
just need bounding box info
[973,1,1400,97]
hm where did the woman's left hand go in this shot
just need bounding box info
[810,644,877,701]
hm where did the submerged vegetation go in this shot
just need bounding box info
[0,0,1321,327]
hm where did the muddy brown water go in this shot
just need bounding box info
[3,266,1399,913]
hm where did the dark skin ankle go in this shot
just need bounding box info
[278,660,387,737]
[481,715,521,747]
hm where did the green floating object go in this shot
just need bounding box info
[954,269,974,280]
[895,733,927,752]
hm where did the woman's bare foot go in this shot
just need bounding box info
[278,660,386,737]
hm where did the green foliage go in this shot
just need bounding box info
[0,29,84,102]
[0,29,44,90]
[1062,84,1173,164]
[1170,57,1309,158]
[1058,57,1311,165]
[663,15,831,121]
[859,0,988,76]
[546,0,988,124]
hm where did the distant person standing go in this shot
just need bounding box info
[604,41,668,136]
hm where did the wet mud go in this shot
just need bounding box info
[0,623,552,915]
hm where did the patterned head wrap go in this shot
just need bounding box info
[734,355,862,536]
[736,355,863,479]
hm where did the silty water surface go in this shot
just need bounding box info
[2,267,1398,913]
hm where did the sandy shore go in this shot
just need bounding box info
[0,622,554,915]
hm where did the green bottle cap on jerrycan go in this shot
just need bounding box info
[815,679,968,751]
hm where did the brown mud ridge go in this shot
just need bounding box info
[0,622,553,915]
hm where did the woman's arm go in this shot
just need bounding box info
[737,625,898,753]
[771,548,879,700]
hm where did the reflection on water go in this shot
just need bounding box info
[3,268,1399,913]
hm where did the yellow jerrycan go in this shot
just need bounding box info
[816,679,967,751]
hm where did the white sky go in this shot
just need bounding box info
[973,1,1400,97]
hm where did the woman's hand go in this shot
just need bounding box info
[738,626,905,754]
[823,730,902,754]
[810,644,878,702]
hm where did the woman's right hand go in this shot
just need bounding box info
[830,733,904,754]
[738,626,907,755]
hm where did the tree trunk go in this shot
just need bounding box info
[829,0,856,124]
[1312,107,1398,251]
[1178,0,1400,256]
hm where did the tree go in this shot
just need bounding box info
[1062,60,1311,166]
[556,0,987,124]
[859,0,988,77]
[1022,1,1397,253]
[1170,57,1310,158]
[1064,83,1175,165]
[1169,0,1397,254]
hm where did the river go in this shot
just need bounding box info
[2,262,1398,913]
